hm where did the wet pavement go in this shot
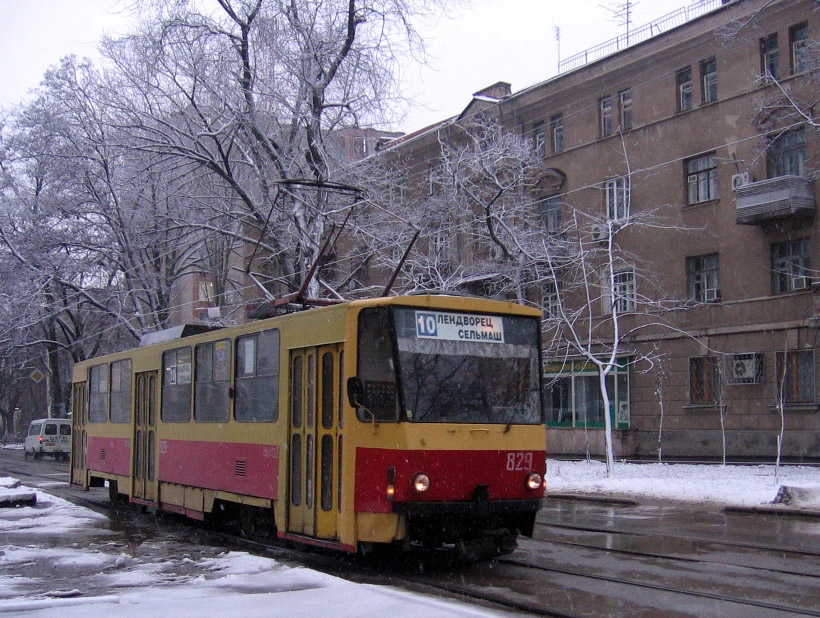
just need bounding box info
[3,449,820,617]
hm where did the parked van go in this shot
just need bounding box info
[24,419,72,461]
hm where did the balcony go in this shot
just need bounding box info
[735,175,815,225]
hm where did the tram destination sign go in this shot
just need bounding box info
[415,310,505,343]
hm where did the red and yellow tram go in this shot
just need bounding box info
[70,294,546,558]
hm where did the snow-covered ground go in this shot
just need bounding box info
[0,477,510,618]
[2,458,820,616]
[547,459,820,509]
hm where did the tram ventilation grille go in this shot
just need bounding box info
[234,459,247,477]
[100,449,106,461]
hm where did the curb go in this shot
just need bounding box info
[545,493,639,506]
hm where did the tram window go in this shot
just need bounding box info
[322,352,334,430]
[195,339,231,422]
[235,329,279,422]
[307,354,315,428]
[110,359,132,423]
[89,364,109,423]
[291,434,302,506]
[356,308,399,422]
[321,434,333,511]
[292,355,303,428]
[162,347,192,422]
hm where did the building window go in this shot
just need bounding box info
[701,57,717,104]
[618,89,633,131]
[551,114,564,153]
[544,359,630,428]
[540,195,562,236]
[605,175,630,223]
[790,22,810,74]
[760,33,780,80]
[542,279,562,318]
[611,269,635,313]
[771,238,811,294]
[686,254,720,302]
[532,121,546,157]
[686,152,718,204]
[599,95,613,137]
[776,350,815,404]
[690,356,721,405]
[676,66,693,112]
[767,127,806,178]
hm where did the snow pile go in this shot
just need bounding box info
[0,477,35,507]
[547,459,820,508]
[0,479,107,533]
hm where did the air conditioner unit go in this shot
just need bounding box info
[731,172,753,191]
[792,276,809,290]
[703,287,720,302]
[728,353,763,385]
[591,224,608,242]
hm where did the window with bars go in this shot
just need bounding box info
[767,127,806,178]
[618,89,633,131]
[701,57,717,104]
[687,254,720,302]
[676,66,693,112]
[790,22,810,74]
[771,238,811,294]
[776,350,815,404]
[605,176,630,223]
[551,114,564,153]
[686,152,718,204]
[760,33,780,80]
[689,356,721,405]
[599,95,613,137]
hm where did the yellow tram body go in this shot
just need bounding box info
[71,294,546,556]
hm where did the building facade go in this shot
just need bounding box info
[373,0,819,460]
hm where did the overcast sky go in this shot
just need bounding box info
[0,0,689,132]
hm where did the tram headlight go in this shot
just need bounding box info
[412,473,431,493]
[526,472,543,490]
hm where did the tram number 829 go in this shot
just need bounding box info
[506,452,534,471]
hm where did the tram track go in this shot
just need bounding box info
[4,454,820,617]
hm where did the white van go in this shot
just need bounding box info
[24,419,72,461]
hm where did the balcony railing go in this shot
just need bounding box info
[558,0,734,74]
[735,176,816,225]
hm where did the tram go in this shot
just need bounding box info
[70,294,546,559]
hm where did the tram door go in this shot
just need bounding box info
[288,344,342,540]
[132,371,158,502]
[70,382,87,486]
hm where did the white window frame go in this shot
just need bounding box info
[605,175,631,223]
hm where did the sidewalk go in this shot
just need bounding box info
[545,459,820,516]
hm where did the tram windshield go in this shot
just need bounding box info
[356,306,542,424]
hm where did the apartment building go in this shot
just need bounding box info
[373,0,819,460]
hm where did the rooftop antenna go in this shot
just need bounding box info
[555,26,561,73]
[600,1,637,45]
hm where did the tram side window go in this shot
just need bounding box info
[356,307,399,422]
[110,359,132,423]
[235,329,280,422]
[89,364,109,422]
[162,347,192,422]
[195,339,231,422]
